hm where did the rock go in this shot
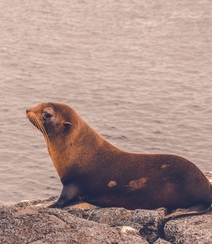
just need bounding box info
[67,203,166,243]
[164,211,212,244]
[153,238,171,244]
[0,201,147,244]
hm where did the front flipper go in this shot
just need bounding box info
[48,183,80,208]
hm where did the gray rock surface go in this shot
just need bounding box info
[67,203,166,243]
[154,239,171,244]
[0,200,147,244]
[0,173,211,244]
[164,212,212,244]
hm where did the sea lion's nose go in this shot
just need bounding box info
[26,109,30,114]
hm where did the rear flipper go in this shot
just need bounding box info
[164,202,211,220]
[48,183,80,208]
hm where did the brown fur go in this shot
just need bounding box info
[26,102,212,219]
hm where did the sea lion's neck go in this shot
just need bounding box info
[47,119,118,180]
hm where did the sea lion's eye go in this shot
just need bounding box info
[43,111,52,119]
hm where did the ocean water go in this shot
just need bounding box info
[0,0,212,205]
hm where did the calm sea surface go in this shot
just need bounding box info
[0,0,212,205]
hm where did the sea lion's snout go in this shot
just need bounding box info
[26,108,36,123]
[26,108,35,118]
[26,104,50,138]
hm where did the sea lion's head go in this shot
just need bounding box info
[26,102,94,180]
[26,102,72,138]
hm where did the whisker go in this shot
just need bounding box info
[27,114,51,148]
[34,117,50,147]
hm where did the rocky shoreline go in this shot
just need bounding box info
[1,173,211,244]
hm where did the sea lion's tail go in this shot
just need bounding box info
[164,202,211,221]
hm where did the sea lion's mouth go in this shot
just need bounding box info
[27,111,50,146]
[28,117,41,131]
[26,111,47,136]
[26,113,40,130]
[26,109,50,147]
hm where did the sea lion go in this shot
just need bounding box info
[26,102,212,219]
